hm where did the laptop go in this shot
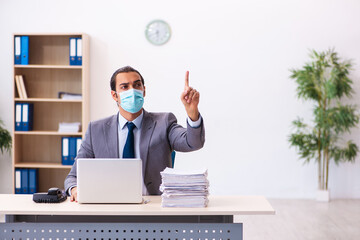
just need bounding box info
[77,158,143,204]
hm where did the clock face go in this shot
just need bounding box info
[145,20,171,45]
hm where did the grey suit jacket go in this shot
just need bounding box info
[64,110,205,195]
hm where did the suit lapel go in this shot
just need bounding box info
[140,110,156,183]
[104,114,119,158]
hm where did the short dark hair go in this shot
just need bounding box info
[110,66,145,91]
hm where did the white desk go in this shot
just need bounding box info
[0,194,275,239]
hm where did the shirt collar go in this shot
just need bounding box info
[118,110,144,130]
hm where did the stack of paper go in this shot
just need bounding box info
[160,167,209,208]
[58,122,81,133]
[58,92,82,100]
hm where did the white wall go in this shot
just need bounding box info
[1,0,360,198]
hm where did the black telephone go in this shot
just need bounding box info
[33,187,67,203]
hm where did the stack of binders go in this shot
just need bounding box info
[62,137,82,165]
[159,167,210,208]
[15,103,33,131]
[69,37,82,65]
[15,168,38,194]
[14,36,29,65]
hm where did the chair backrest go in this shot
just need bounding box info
[171,151,176,168]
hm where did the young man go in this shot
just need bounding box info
[64,66,205,202]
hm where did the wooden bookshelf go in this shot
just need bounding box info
[12,33,89,193]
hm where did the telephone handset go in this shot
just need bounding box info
[33,187,67,203]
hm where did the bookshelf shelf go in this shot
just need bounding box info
[12,33,89,193]
[14,131,82,136]
[15,98,82,103]
[14,162,72,169]
[15,64,82,69]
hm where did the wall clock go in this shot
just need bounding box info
[145,20,171,46]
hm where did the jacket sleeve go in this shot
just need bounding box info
[64,122,95,194]
[167,113,205,152]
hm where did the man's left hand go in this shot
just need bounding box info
[180,71,200,121]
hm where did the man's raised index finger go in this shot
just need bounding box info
[185,71,189,88]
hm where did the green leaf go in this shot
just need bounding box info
[289,132,318,163]
[330,141,358,164]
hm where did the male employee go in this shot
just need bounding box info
[64,66,205,202]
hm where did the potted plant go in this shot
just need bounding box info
[0,119,12,155]
[289,49,359,201]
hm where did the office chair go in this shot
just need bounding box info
[171,151,176,168]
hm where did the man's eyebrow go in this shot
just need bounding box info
[119,80,141,86]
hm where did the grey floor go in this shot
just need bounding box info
[235,199,360,240]
[1,199,359,239]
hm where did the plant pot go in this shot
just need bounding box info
[316,189,330,202]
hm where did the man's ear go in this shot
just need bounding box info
[111,90,118,102]
[143,86,146,97]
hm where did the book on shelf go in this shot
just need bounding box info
[15,103,22,131]
[20,36,29,65]
[77,38,82,65]
[14,36,21,64]
[21,168,28,193]
[15,75,27,99]
[14,36,29,65]
[22,103,33,131]
[15,76,23,99]
[19,75,27,99]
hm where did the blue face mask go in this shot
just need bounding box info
[118,89,144,113]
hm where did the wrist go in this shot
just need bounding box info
[187,110,199,121]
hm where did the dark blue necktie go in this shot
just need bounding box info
[123,122,135,158]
